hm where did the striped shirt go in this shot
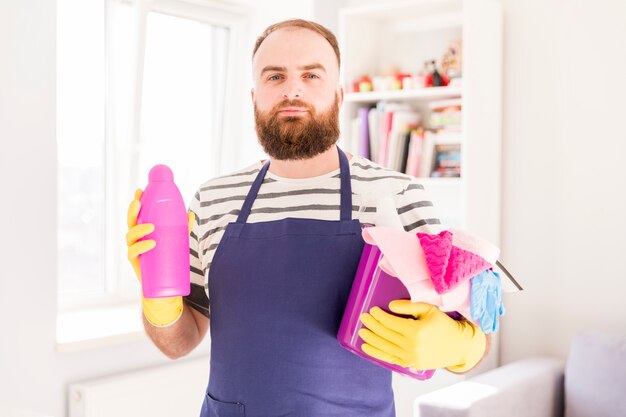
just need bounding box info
[184,155,443,318]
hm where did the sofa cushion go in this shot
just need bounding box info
[565,332,626,417]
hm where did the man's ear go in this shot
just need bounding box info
[336,85,344,108]
[251,88,255,104]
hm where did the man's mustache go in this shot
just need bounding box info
[271,99,315,115]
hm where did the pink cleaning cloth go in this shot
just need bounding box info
[448,227,500,265]
[417,231,493,294]
[362,227,473,318]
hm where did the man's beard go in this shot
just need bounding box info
[254,94,340,160]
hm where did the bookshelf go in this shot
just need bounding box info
[338,0,502,413]
[339,0,502,235]
[344,85,463,103]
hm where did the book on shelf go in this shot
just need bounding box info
[349,101,463,179]
[357,107,370,158]
[431,142,461,178]
[388,130,411,173]
[398,130,412,174]
[405,129,423,177]
[367,107,379,162]
[419,130,436,178]
[385,109,420,171]
[349,102,413,163]
[378,109,393,165]
[375,102,414,167]
[420,131,462,178]
[428,98,462,131]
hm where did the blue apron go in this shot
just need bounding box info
[201,147,394,416]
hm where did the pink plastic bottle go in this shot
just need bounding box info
[137,164,190,298]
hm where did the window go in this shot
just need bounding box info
[57,0,241,311]
[138,12,229,201]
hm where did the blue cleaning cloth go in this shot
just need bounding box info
[470,270,505,334]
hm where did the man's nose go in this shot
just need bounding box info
[282,78,303,100]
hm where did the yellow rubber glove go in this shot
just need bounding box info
[359,300,486,373]
[126,189,195,327]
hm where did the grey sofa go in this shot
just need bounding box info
[414,332,626,417]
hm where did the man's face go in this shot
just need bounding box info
[251,27,344,160]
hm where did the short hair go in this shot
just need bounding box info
[252,19,340,69]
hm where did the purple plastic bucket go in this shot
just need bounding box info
[338,243,435,380]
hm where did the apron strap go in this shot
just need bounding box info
[338,147,353,221]
[236,160,270,224]
[237,146,353,224]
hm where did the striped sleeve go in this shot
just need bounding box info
[184,189,210,318]
[347,157,445,232]
[395,179,445,234]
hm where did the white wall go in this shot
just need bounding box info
[0,2,312,416]
[0,1,60,414]
[499,0,626,362]
[313,0,346,34]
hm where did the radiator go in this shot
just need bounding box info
[69,356,210,417]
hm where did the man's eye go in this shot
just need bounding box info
[268,74,282,81]
[305,74,319,79]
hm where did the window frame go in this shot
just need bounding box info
[57,0,249,312]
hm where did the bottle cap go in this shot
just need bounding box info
[149,164,174,182]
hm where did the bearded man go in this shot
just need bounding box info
[125,19,489,417]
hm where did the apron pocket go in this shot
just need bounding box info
[201,392,245,417]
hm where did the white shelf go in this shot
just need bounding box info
[344,86,463,103]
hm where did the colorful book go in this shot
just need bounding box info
[419,130,436,177]
[405,130,423,177]
[386,109,420,170]
[368,108,379,163]
[357,107,371,159]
